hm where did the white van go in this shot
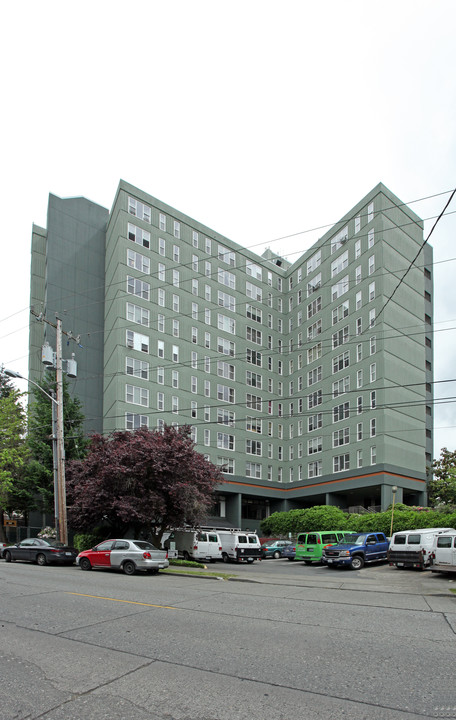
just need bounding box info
[217,530,261,563]
[388,527,454,569]
[164,530,222,563]
[429,531,456,574]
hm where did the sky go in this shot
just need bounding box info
[1,0,455,458]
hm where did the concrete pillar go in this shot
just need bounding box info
[381,484,403,511]
[325,493,341,507]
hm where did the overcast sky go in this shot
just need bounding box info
[1,0,455,458]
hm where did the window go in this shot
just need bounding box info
[333,427,349,447]
[357,396,363,414]
[354,216,361,234]
[307,250,321,274]
[205,284,211,301]
[246,394,262,411]
[246,462,262,478]
[371,446,377,465]
[332,325,349,349]
[128,198,151,224]
[307,366,322,386]
[218,291,236,312]
[356,343,363,362]
[357,422,363,441]
[172,269,180,287]
[217,433,234,451]
[333,454,350,472]
[126,302,149,327]
[172,370,179,388]
[370,390,376,409]
[218,314,236,334]
[172,396,179,414]
[173,220,180,239]
[332,376,349,398]
[192,278,198,295]
[204,429,210,446]
[127,276,150,301]
[204,380,210,397]
[172,345,179,362]
[126,384,149,407]
[331,226,348,254]
[218,337,235,356]
[126,357,149,380]
[159,213,166,231]
[191,254,198,272]
[217,457,234,474]
[356,317,362,336]
[370,336,376,355]
[246,439,262,455]
[126,413,149,430]
[308,413,322,432]
[370,418,376,437]
[126,330,149,353]
[368,255,375,276]
[355,239,361,259]
[308,390,322,409]
[370,363,377,382]
[368,229,374,248]
[246,326,262,345]
[191,376,197,393]
[357,369,363,388]
[205,332,211,349]
[217,384,235,403]
[308,460,322,478]
[246,370,262,388]
[127,248,150,274]
[218,361,235,380]
[308,436,322,454]
[205,261,211,278]
[246,304,262,323]
[332,300,349,325]
[308,342,322,364]
[367,202,374,223]
[357,449,363,468]
[246,261,262,280]
[218,409,235,426]
[192,230,198,247]
[332,351,349,373]
[246,416,261,433]
[157,392,164,411]
[333,402,350,422]
[246,281,262,301]
[192,327,198,344]
[331,275,349,301]
[331,250,349,278]
[307,273,321,297]
[369,309,376,328]
[218,268,236,289]
[218,244,235,266]
[246,348,262,366]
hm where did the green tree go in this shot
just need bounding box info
[428,448,456,507]
[0,389,28,541]
[261,505,349,537]
[26,371,88,514]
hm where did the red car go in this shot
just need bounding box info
[76,539,169,575]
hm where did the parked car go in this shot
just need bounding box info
[3,538,78,566]
[76,539,169,575]
[0,542,8,558]
[217,530,261,563]
[296,531,352,564]
[281,543,296,561]
[388,527,454,570]
[429,531,456,574]
[164,530,222,562]
[322,532,389,570]
[260,540,293,559]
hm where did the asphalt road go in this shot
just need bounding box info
[0,558,455,720]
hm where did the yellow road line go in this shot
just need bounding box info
[66,592,178,610]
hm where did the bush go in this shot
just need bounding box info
[72,532,103,552]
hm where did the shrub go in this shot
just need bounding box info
[72,532,103,552]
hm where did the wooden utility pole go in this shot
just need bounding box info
[55,318,68,545]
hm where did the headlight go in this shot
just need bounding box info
[339,550,350,556]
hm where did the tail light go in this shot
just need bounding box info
[50,548,60,554]
[193,545,198,550]
[219,546,222,551]
[143,552,151,559]
[165,551,168,559]
[317,538,321,544]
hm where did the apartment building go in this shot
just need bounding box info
[29,181,433,528]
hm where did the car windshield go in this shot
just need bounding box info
[133,541,158,551]
[341,534,365,545]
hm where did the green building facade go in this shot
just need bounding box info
[29,181,433,529]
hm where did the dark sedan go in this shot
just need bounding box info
[260,540,293,559]
[3,538,78,566]
[281,543,296,561]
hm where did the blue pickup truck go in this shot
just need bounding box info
[322,532,389,570]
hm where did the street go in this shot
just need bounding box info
[0,558,455,719]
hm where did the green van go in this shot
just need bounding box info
[296,531,352,564]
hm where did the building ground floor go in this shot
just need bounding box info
[206,466,427,531]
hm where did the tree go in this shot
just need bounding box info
[260,505,349,537]
[428,448,456,507]
[26,371,88,513]
[0,390,28,541]
[66,424,223,545]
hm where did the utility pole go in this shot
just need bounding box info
[55,318,68,545]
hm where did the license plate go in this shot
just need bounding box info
[397,562,404,567]
[327,559,333,564]
[65,552,72,556]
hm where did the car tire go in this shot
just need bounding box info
[148,568,159,575]
[123,560,136,576]
[4,550,12,563]
[222,553,229,563]
[79,557,92,571]
[351,556,364,570]
[287,557,294,561]
[273,551,281,559]
[183,551,190,561]
[304,560,312,566]
[36,553,47,566]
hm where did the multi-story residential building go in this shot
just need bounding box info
[29,181,433,529]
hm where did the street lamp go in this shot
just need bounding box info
[4,368,67,545]
[390,485,398,538]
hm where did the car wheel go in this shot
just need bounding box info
[183,551,190,561]
[79,557,92,571]
[36,553,47,566]
[4,550,12,563]
[304,560,312,566]
[149,568,159,575]
[351,556,364,570]
[273,551,281,559]
[123,560,136,576]
[287,557,294,561]
[222,553,229,563]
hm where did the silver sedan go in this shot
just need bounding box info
[76,539,169,575]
